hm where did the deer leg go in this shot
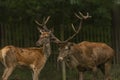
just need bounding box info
[31,61,45,80]
[79,71,83,80]
[3,67,14,80]
[2,67,15,80]
[2,67,9,80]
[92,67,98,80]
[104,61,112,80]
[99,64,105,75]
[32,67,42,80]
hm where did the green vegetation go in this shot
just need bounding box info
[0,0,113,46]
[1,62,120,80]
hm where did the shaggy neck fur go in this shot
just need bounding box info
[43,40,51,58]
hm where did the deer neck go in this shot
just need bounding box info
[43,40,51,58]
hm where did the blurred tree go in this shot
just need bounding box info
[0,0,113,25]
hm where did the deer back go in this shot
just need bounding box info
[1,45,46,67]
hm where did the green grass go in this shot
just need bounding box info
[0,63,120,80]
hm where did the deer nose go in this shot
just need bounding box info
[57,57,63,62]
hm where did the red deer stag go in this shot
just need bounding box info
[0,16,54,80]
[52,12,114,80]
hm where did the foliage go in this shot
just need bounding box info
[0,0,113,25]
[0,0,114,45]
[1,63,120,80]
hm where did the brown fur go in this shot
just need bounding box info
[0,45,47,80]
[58,41,115,80]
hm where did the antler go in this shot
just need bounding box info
[62,12,91,43]
[35,16,61,43]
[74,12,92,20]
[35,16,51,31]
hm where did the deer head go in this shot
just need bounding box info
[57,42,75,61]
[35,16,60,46]
[36,30,51,46]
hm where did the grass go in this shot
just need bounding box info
[0,63,120,80]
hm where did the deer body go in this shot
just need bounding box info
[0,44,50,80]
[0,16,53,80]
[1,46,47,67]
[46,12,114,80]
[65,41,114,68]
[58,41,115,80]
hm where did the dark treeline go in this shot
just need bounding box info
[0,0,114,47]
[0,0,113,26]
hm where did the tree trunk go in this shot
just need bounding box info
[111,4,120,64]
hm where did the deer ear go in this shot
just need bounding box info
[68,42,74,46]
[50,27,54,33]
[57,42,67,48]
[65,42,74,50]
[67,42,74,49]
[48,30,52,34]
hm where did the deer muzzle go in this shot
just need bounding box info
[57,57,64,62]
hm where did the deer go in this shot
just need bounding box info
[0,16,55,80]
[57,12,115,80]
[39,12,115,80]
